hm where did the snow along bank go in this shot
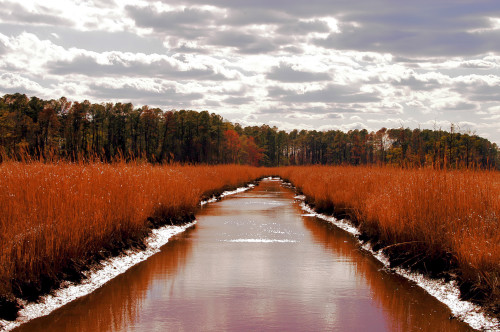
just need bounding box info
[0,222,195,332]
[0,183,256,332]
[294,194,499,332]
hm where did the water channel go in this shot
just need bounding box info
[15,179,472,331]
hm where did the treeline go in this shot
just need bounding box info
[0,93,498,168]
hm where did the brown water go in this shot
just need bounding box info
[15,179,473,331]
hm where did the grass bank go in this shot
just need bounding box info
[0,162,269,320]
[276,166,500,318]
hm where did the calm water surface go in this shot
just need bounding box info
[15,179,473,331]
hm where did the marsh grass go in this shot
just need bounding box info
[1,162,498,319]
[277,166,500,312]
[0,162,268,312]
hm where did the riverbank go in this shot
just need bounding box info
[0,222,195,332]
[295,195,498,331]
[0,162,268,326]
[0,180,261,331]
[2,163,498,330]
[277,166,499,330]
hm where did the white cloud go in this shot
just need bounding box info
[0,72,45,94]
[0,0,499,144]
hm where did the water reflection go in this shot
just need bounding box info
[15,179,472,331]
[301,216,473,332]
[15,228,195,332]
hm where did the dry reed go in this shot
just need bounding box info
[277,166,500,309]
[1,162,498,318]
[0,162,268,306]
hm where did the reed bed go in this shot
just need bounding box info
[277,166,500,311]
[1,162,498,319]
[0,162,268,314]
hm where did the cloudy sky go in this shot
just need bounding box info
[1,0,500,143]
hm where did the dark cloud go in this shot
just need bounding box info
[130,1,500,56]
[257,107,292,114]
[267,62,330,82]
[48,55,228,81]
[268,84,380,104]
[125,5,214,39]
[326,113,343,119]
[453,81,500,102]
[314,29,500,57]
[52,30,166,54]
[469,89,500,102]
[223,8,293,26]
[88,83,203,104]
[393,75,441,91]
[223,96,254,105]
[311,1,500,56]
[1,1,72,26]
[203,99,221,107]
[393,56,435,63]
[276,19,330,35]
[91,0,116,8]
[443,102,478,111]
[257,105,357,116]
[174,0,350,17]
[460,60,497,69]
[267,86,289,98]
[280,45,304,54]
[172,44,209,54]
[208,31,277,54]
[0,23,167,53]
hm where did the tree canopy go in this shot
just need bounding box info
[0,93,498,169]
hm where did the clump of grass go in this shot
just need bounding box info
[277,166,500,314]
[0,162,268,317]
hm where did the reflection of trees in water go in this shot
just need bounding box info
[301,217,471,332]
[14,228,196,332]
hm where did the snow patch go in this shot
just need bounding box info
[200,183,255,206]
[299,201,360,236]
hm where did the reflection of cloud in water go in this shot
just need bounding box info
[244,200,284,205]
[225,239,298,243]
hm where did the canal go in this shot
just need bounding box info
[15,179,472,331]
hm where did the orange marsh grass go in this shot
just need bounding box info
[1,162,498,314]
[0,162,268,301]
[277,166,500,305]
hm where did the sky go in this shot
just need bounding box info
[1,0,500,143]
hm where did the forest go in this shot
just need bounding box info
[0,93,498,168]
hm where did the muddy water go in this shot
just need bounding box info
[15,179,473,332]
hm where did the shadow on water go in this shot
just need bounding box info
[15,179,474,331]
